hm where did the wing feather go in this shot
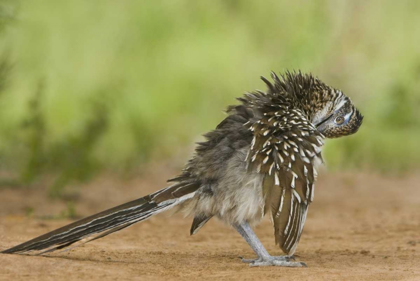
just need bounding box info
[246,107,324,255]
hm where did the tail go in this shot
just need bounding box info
[1,182,198,255]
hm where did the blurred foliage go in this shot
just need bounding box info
[0,0,419,195]
[19,82,109,197]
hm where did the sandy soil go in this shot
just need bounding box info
[0,169,419,281]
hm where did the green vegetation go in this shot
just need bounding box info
[0,1,419,194]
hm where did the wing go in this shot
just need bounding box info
[245,107,324,255]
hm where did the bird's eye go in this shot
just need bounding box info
[334,116,345,125]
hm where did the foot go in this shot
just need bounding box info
[234,223,306,267]
[240,256,306,267]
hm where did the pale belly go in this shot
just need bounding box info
[182,147,265,226]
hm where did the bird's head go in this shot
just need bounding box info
[313,93,363,138]
[243,71,364,139]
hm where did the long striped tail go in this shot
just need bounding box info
[1,182,198,255]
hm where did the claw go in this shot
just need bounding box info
[241,258,258,263]
[239,256,258,263]
[240,256,263,263]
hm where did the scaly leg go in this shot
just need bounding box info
[234,222,306,267]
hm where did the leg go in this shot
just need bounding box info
[234,222,306,267]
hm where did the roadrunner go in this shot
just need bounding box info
[2,71,363,267]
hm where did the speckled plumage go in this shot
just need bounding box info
[177,71,363,255]
[2,71,363,267]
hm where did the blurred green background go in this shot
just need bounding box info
[0,0,419,196]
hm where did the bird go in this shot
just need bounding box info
[1,71,363,267]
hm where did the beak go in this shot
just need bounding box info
[315,114,333,134]
[316,122,328,134]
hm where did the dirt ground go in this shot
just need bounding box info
[0,167,419,281]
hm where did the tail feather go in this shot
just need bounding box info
[1,183,197,255]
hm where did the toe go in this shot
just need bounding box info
[271,260,307,267]
[239,256,260,263]
[271,256,291,262]
[249,261,266,267]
